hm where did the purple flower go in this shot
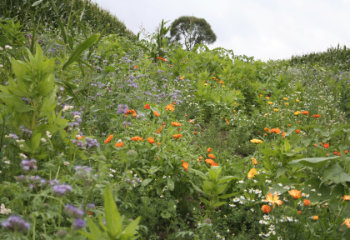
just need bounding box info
[64,205,84,218]
[85,137,99,148]
[117,104,129,114]
[1,215,30,233]
[74,166,92,173]
[73,218,86,229]
[53,184,72,196]
[87,203,95,209]
[21,159,37,171]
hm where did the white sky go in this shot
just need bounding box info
[91,0,350,61]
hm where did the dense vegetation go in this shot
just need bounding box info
[0,1,350,239]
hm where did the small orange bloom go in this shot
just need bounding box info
[342,195,350,201]
[172,134,183,139]
[147,137,155,144]
[345,150,349,154]
[302,110,309,115]
[115,141,124,148]
[144,104,150,109]
[304,199,311,206]
[312,114,321,118]
[205,159,215,165]
[271,128,281,135]
[295,129,301,134]
[133,65,138,69]
[166,104,175,111]
[182,162,189,172]
[77,135,84,140]
[131,136,143,142]
[156,56,167,62]
[288,124,292,127]
[282,131,286,138]
[171,122,181,127]
[288,189,302,199]
[338,152,341,156]
[264,127,270,133]
[313,143,318,147]
[207,148,212,153]
[104,134,114,144]
[342,218,350,228]
[261,205,271,214]
[312,216,319,221]
[251,157,258,165]
[247,168,258,179]
[297,210,302,215]
[208,154,215,159]
[193,131,198,135]
[154,111,160,117]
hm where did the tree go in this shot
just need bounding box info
[170,16,217,50]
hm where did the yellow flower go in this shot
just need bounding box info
[250,139,263,144]
[267,101,273,105]
[273,108,279,112]
[283,97,288,100]
[288,189,302,199]
[264,193,283,208]
[294,111,301,115]
[247,168,258,179]
[251,157,258,165]
[296,99,300,103]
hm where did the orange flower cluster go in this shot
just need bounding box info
[115,141,124,148]
[147,137,155,144]
[173,134,183,140]
[125,109,137,117]
[271,128,281,134]
[166,104,175,111]
[208,154,215,159]
[171,122,181,127]
[131,136,143,142]
[104,134,114,144]
[302,110,309,115]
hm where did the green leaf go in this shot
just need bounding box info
[289,156,339,166]
[323,163,350,184]
[63,33,100,70]
[31,132,41,152]
[212,201,227,208]
[218,176,235,184]
[218,193,236,199]
[32,0,43,7]
[104,185,122,237]
[141,178,152,187]
[167,178,175,191]
[122,216,141,238]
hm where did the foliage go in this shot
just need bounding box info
[170,16,217,50]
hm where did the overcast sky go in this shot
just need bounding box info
[91,0,350,61]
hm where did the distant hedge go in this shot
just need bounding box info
[0,0,135,38]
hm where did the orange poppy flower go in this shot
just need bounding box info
[288,189,302,199]
[166,104,175,111]
[312,216,319,221]
[323,143,329,149]
[264,127,270,133]
[208,154,215,159]
[153,111,160,117]
[147,137,155,144]
[182,162,189,172]
[312,114,321,118]
[171,122,181,127]
[172,134,183,139]
[104,134,114,144]
[133,65,138,69]
[115,141,124,148]
[193,131,198,135]
[156,56,167,62]
[345,150,349,154]
[302,110,309,115]
[261,205,271,214]
[207,147,212,153]
[131,136,143,142]
[264,193,283,207]
[304,199,311,206]
[144,104,150,109]
[282,131,286,138]
[313,143,318,147]
[295,129,301,134]
[205,159,215,165]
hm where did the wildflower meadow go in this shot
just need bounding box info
[0,1,350,239]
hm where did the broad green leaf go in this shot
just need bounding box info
[218,176,235,184]
[167,178,175,191]
[212,201,227,208]
[323,163,350,184]
[289,156,339,166]
[122,216,141,238]
[104,185,122,237]
[31,132,41,152]
[218,193,236,199]
[63,33,100,70]
[141,178,152,187]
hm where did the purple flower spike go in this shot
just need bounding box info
[1,215,30,233]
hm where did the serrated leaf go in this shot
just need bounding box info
[63,33,100,70]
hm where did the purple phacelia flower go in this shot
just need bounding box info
[117,104,129,114]
[21,159,37,171]
[73,218,86,229]
[1,215,30,233]
[64,205,84,218]
[53,184,72,196]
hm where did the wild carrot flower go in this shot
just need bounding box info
[104,134,113,144]
[153,111,160,117]
[247,168,258,179]
[171,122,181,127]
[166,104,175,111]
[261,205,271,214]
[288,189,301,199]
[182,162,189,172]
[147,137,155,144]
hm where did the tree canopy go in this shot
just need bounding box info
[170,16,217,50]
